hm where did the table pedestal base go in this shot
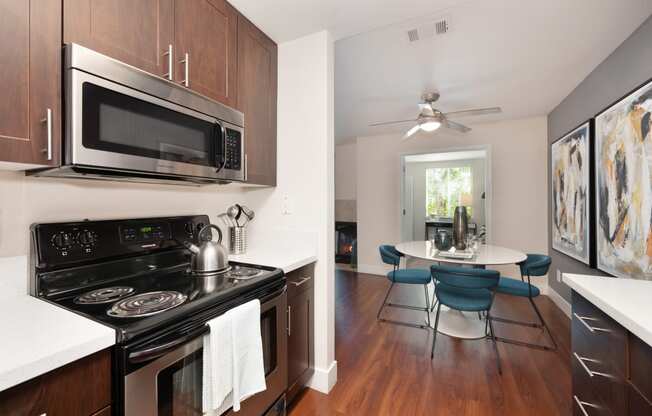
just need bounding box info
[429,306,487,339]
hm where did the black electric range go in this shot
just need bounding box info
[31,215,285,343]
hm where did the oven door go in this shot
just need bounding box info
[123,288,287,416]
[67,68,245,181]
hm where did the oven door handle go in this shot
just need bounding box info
[129,325,210,364]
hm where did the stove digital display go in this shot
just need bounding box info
[120,223,170,244]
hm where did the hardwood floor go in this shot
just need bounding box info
[289,270,572,416]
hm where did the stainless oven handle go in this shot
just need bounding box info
[128,325,209,364]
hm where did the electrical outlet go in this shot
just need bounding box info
[556,269,562,283]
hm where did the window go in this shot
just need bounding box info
[426,166,473,218]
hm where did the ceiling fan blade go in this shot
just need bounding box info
[445,120,471,133]
[402,124,421,140]
[444,107,502,118]
[369,118,417,127]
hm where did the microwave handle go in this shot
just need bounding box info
[128,325,209,364]
[215,121,227,172]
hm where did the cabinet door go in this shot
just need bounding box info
[237,15,278,186]
[287,289,313,390]
[174,0,237,106]
[64,0,175,79]
[0,0,61,166]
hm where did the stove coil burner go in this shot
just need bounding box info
[107,291,187,318]
[74,286,135,304]
[227,266,263,280]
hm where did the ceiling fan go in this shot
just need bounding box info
[369,92,502,139]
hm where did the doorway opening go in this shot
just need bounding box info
[400,148,491,244]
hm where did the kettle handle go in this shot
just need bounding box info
[198,224,222,244]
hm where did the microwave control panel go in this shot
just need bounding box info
[223,128,242,171]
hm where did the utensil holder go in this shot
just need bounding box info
[229,226,247,254]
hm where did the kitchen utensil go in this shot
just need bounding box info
[235,203,244,226]
[240,205,255,226]
[227,205,240,227]
[184,224,229,274]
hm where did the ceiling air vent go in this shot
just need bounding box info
[435,17,449,35]
[406,15,451,43]
[407,28,419,42]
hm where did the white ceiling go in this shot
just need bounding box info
[230,0,652,142]
[335,0,652,141]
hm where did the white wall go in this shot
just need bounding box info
[243,30,337,393]
[0,172,244,258]
[353,116,549,286]
[406,157,486,240]
[335,141,356,200]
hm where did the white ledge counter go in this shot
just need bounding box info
[563,273,652,347]
[0,295,115,392]
[229,229,318,273]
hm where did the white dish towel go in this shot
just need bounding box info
[203,299,267,415]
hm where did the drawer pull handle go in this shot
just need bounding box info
[573,313,611,333]
[291,276,312,287]
[287,305,292,336]
[573,395,598,416]
[573,352,613,378]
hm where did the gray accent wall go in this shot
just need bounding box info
[548,15,652,301]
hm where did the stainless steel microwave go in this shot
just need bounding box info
[32,44,245,185]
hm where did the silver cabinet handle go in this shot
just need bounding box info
[573,352,613,378]
[287,305,291,336]
[163,44,173,80]
[291,276,312,287]
[179,52,189,87]
[41,108,52,161]
[573,313,611,333]
[573,395,598,416]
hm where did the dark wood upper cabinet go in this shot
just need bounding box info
[174,0,238,106]
[64,0,175,79]
[0,0,61,166]
[237,15,278,186]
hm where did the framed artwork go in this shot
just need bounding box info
[595,78,652,280]
[551,122,591,265]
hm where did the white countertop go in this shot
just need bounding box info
[0,257,115,392]
[563,273,652,347]
[229,229,317,273]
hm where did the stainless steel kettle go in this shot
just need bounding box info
[184,224,229,274]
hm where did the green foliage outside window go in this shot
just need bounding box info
[426,166,473,218]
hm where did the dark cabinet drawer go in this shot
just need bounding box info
[287,264,315,299]
[572,292,627,378]
[628,383,652,416]
[573,374,615,416]
[572,351,626,415]
[629,333,652,404]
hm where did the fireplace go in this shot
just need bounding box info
[335,221,357,265]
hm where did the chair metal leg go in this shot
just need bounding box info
[424,284,431,328]
[487,312,502,375]
[377,281,430,330]
[431,303,442,359]
[377,282,395,320]
[491,297,558,351]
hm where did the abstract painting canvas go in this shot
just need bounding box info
[596,79,652,280]
[552,122,591,264]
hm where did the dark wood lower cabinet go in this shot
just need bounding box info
[286,264,315,405]
[0,349,111,416]
[571,291,652,415]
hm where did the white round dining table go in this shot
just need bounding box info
[394,241,527,339]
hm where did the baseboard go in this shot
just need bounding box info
[546,286,571,318]
[356,263,387,277]
[307,360,338,393]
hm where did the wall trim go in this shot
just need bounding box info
[546,286,571,318]
[308,360,338,393]
[356,263,387,276]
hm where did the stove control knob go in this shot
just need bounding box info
[52,232,74,249]
[184,222,194,235]
[79,230,97,246]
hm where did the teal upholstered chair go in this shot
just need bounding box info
[377,245,432,329]
[489,254,557,351]
[430,264,502,374]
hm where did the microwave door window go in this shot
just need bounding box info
[83,83,216,167]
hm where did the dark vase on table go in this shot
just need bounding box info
[453,206,468,250]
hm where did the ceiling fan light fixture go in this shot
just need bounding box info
[419,119,441,132]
